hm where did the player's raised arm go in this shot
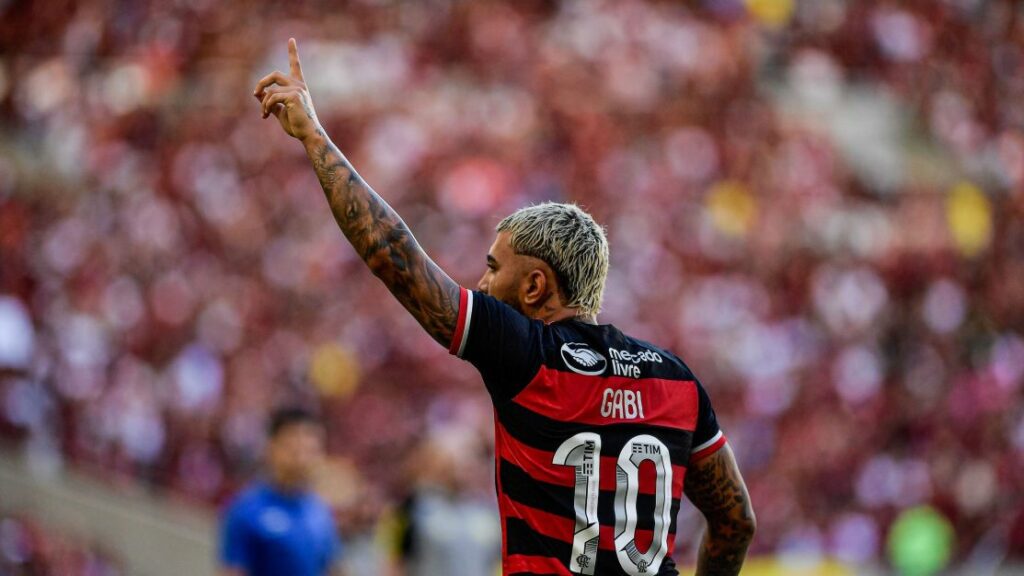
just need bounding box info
[684,443,756,576]
[253,39,460,347]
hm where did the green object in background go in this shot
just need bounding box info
[888,506,955,576]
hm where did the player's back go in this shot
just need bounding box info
[449,289,726,576]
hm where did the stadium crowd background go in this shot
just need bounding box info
[0,512,122,576]
[1,0,1023,573]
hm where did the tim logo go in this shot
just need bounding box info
[560,343,607,376]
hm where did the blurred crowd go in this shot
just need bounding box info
[0,512,122,576]
[1,0,1023,570]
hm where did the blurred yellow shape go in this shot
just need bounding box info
[309,342,360,399]
[745,0,796,27]
[946,181,992,257]
[679,558,854,576]
[707,180,757,237]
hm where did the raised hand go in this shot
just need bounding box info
[253,38,321,142]
[249,38,461,350]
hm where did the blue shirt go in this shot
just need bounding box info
[220,482,342,576]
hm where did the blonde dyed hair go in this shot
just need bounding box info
[497,202,610,317]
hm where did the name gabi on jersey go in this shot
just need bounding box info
[600,388,645,420]
[608,347,663,378]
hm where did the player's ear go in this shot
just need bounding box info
[521,268,547,305]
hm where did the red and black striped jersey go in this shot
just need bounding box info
[449,288,727,576]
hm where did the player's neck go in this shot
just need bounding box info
[528,291,598,323]
[531,299,596,325]
[560,311,597,325]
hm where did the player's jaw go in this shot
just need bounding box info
[478,234,530,316]
[477,267,528,316]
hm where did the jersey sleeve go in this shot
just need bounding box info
[690,379,727,463]
[219,500,253,570]
[449,288,545,403]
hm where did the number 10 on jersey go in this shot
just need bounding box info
[553,432,673,576]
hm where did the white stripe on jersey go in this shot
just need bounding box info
[691,429,723,454]
[456,290,474,357]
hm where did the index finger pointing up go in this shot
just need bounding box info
[288,38,304,81]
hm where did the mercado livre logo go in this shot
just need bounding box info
[560,342,608,376]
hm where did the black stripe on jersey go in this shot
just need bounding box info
[505,517,617,574]
[500,459,681,535]
[505,518,680,576]
[498,400,696,457]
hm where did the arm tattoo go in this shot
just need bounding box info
[304,129,459,347]
[684,445,756,576]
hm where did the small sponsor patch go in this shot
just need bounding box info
[560,343,607,376]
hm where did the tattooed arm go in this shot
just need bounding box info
[684,444,756,576]
[303,129,459,346]
[253,38,459,347]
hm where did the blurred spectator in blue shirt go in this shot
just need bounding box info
[219,407,344,576]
